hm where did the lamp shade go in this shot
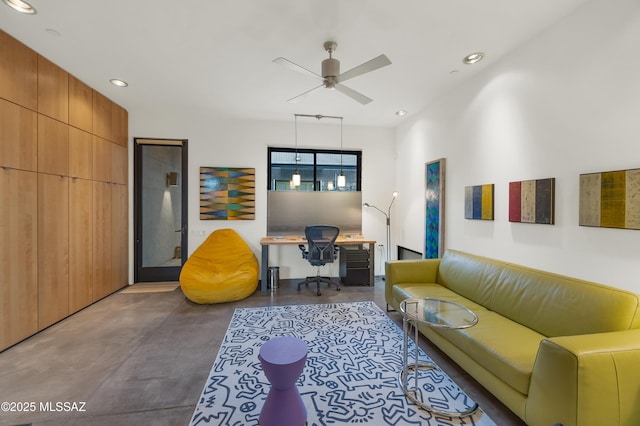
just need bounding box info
[292,172,301,187]
[337,173,346,188]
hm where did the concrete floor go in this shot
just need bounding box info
[0,278,525,426]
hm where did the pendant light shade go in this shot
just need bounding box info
[292,172,301,187]
[337,117,346,188]
[292,114,300,187]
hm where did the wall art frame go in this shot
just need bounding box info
[579,168,640,230]
[509,178,555,225]
[464,184,494,220]
[200,167,256,220]
[425,158,446,258]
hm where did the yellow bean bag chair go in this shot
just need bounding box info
[180,228,259,304]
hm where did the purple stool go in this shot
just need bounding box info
[258,336,308,426]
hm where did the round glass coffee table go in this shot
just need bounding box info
[399,297,479,417]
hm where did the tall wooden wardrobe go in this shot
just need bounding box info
[0,30,129,351]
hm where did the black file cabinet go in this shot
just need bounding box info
[339,245,371,286]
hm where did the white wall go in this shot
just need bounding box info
[129,109,395,281]
[394,0,640,292]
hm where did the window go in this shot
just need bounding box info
[268,147,361,191]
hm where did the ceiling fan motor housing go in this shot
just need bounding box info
[322,57,340,88]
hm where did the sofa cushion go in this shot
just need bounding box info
[392,283,488,312]
[430,310,545,395]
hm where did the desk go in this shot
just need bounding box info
[259,236,376,292]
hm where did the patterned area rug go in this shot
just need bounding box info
[190,301,495,426]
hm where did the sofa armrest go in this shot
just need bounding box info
[385,259,441,309]
[526,329,640,426]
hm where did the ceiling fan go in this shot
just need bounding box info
[273,41,391,105]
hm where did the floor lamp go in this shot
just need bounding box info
[363,192,398,264]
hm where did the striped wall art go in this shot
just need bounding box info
[464,184,494,220]
[579,168,640,230]
[509,178,555,225]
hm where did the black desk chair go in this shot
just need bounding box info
[297,225,341,296]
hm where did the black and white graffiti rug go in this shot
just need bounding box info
[190,301,495,426]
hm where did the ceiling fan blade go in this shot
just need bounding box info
[335,83,373,105]
[337,54,391,83]
[273,57,323,81]
[287,84,324,103]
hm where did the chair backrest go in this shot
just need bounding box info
[304,225,340,266]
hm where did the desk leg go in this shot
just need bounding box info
[261,244,269,292]
[369,242,375,286]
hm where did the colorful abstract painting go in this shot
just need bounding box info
[509,178,555,224]
[425,158,445,259]
[200,167,255,220]
[580,168,640,230]
[465,184,494,220]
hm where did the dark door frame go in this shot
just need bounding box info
[133,138,188,282]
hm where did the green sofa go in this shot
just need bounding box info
[385,249,640,426]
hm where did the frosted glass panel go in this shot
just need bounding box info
[267,191,362,236]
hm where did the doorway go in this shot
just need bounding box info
[134,138,188,282]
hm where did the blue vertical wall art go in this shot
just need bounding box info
[425,158,446,258]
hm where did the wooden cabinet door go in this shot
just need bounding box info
[112,143,127,185]
[38,115,69,176]
[93,181,112,301]
[69,127,93,180]
[92,90,113,142]
[38,55,69,123]
[0,30,37,110]
[69,74,93,132]
[111,183,128,292]
[92,136,113,183]
[38,174,69,330]
[0,98,37,171]
[0,168,38,351]
[112,103,128,146]
[69,178,93,313]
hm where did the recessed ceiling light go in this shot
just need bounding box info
[2,0,37,14]
[463,52,485,65]
[395,110,407,116]
[110,79,128,87]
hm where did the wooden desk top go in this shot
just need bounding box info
[260,236,376,245]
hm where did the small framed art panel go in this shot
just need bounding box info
[464,184,494,220]
[200,167,256,220]
[579,168,640,230]
[509,178,555,225]
[425,158,446,259]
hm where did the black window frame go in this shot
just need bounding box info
[267,147,362,191]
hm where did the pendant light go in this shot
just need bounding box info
[337,117,346,187]
[292,114,301,187]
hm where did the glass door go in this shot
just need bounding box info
[134,138,188,282]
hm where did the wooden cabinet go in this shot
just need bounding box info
[92,135,113,183]
[38,115,69,176]
[1,29,128,351]
[92,90,113,142]
[69,178,93,312]
[0,30,37,110]
[69,127,93,179]
[38,55,69,123]
[93,181,112,301]
[0,168,38,350]
[112,103,128,146]
[0,98,37,171]
[69,74,93,132]
[112,184,128,292]
[38,174,70,329]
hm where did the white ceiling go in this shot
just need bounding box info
[1,0,591,127]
